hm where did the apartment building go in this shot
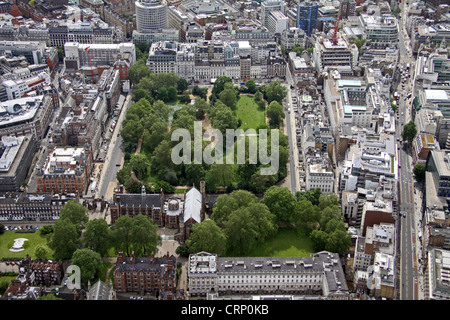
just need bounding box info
[113,251,178,296]
[188,251,349,299]
[0,193,77,222]
[36,146,92,194]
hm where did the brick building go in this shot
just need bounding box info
[20,257,65,286]
[109,187,165,225]
[113,251,177,296]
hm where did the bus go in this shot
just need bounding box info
[394,92,399,100]
[90,181,97,193]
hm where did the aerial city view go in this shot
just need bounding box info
[0,0,448,306]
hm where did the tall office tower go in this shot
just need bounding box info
[297,0,319,36]
[339,0,356,19]
[135,0,168,33]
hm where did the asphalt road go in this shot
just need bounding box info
[396,1,419,300]
[283,68,300,195]
[97,92,132,199]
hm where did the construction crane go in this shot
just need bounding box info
[332,12,342,45]
[84,28,103,84]
[84,45,94,84]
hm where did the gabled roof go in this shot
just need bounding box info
[184,187,202,223]
[88,280,112,300]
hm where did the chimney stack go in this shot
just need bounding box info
[130,251,135,266]
[117,252,124,263]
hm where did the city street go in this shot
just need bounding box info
[396,0,421,300]
[283,67,301,195]
[96,92,133,200]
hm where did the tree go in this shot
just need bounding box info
[57,47,65,62]
[325,229,351,254]
[292,200,320,235]
[402,121,417,144]
[192,86,208,99]
[224,202,276,255]
[413,164,426,182]
[111,215,134,256]
[153,180,175,193]
[310,229,329,252]
[212,76,232,97]
[205,163,235,190]
[83,219,111,256]
[264,81,286,104]
[151,100,171,122]
[296,188,321,206]
[262,186,297,223]
[219,88,237,110]
[59,200,88,234]
[39,225,53,235]
[319,206,342,230]
[177,78,189,93]
[249,172,278,194]
[192,98,208,118]
[128,60,151,84]
[167,86,178,102]
[157,87,169,102]
[208,101,239,134]
[132,88,153,103]
[49,219,80,260]
[176,245,190,257]
[36,294,64,300]
[130,153,150,181]
[267,101,285,128]
[151,139,174,177]
[130,214,160,256]
[185,164,206,186]
[245,79,257,94]
[186,220,226,255]
[211,189,258,224]
[121,119,144,146]
[34,245,48,260]
[71,249,103,286]
[318,193,339,211]
[292,44,305,56]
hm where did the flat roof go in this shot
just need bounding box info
[425,89,449,101]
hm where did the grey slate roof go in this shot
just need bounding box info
[115,193,162,208]
[88,280,112,300]
[115,255,177,280]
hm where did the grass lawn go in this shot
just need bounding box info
[0,231,54,260]
[235,95,266,130]
[245,228,315,258]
